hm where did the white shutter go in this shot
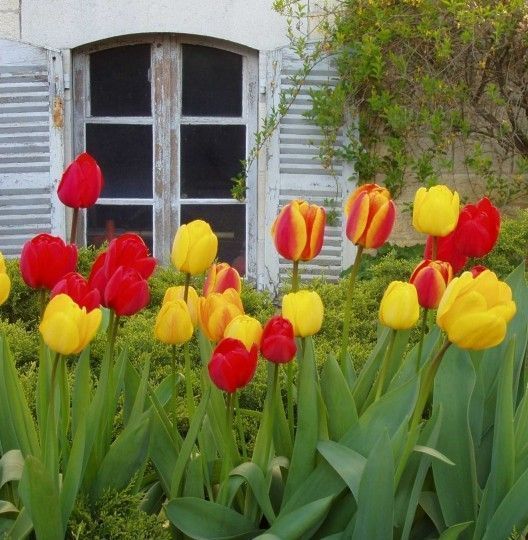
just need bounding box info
[262,45,355,291]
[0,39,65,257]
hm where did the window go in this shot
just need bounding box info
[73,36,258,276]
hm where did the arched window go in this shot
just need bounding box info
[73,35,258,276]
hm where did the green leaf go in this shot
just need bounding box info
[320,355,358,440]
[165,497,260,539]
[0,449,24,488]
[414,445,455,466]
[0,501,18,515]
[18,455,63,539]
[71,347,92,438]
[6,507,33,539]
[128,358,150,425]
[352,431,394,540]
[438,521,473,539]
[316,440,366,500]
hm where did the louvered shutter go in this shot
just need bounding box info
[262,46,355,291]
[0,39,65,257]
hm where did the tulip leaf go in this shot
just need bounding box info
[413,445,455,466]
[183,455,204,499]
[0,501,18,516]
[0,449,24,489]
[351,430,394,540]
[165,497,260,539]
[438,521,473,539]
[6,507,33,540]
[71,347,92,438]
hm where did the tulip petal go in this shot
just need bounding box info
[345,191,369,244]
[40,313,80,355]
[447,312,506,350]
[0,273,11,305]
[172,225,190,271]
[364,200,396,248]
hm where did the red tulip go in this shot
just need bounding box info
[57,152,104,208]
[424,232,468,274]
[409,260,452,309]
[20,234,78,290]
[260,316,297,363]
[51,272,100,312]
[203,262,242,296]
[208,338,258,393]
[470,265,488,277]
[453,197,500,258]
[344,183,396,249]
[104,266,150,316]
[271,200,326,261]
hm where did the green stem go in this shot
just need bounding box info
[38,288,47,320]
[219,391,236,490]
[183,273,191,302]
[395,339,451,485]
[107,312,120,361]
[291,260,299,293]
[287,361,294,439]
[374,329,397,402]
[170,345,178,423]
[70,207,79,245]
[184,342,194,418]
[235,393,247,459]
[339,245,364,366]
[416,308,429,373]
[46,352,61,477]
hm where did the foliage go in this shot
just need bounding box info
[273,0,528,204]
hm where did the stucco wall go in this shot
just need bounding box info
[0,0,20,40]
[19,0,288,51]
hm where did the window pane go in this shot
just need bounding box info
[180,125,245,199]
[181,204,245,275]
[90,44,151,116]
[86,124,153,198]
[182,45,242,117]
[87,205,153,252]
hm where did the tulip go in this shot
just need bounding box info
[412,185,460,237]
[424,232,468,274]
[20,234,78,290]
[409,260,453,310]
[163,285,199,326]
[271,200,326,261]
[282,290,324,337]
[154,299,194,345]
[379,281,420,330]
[344,183,396,249]
[470,265,487,277]
[453,197,500,258]
[51,272,100,312]
[260,315,297,363]
[39,294,102,355]
[104,266,150,316]
[199,288,244,342]
[57,152,104,209]
[208,338,258,393]
[204,263,242,296]
[171,220,218,275]
[436,270,516,350]
[224,314,263,351]
[0,252,11,306]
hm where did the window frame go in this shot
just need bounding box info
[73,34,258,278]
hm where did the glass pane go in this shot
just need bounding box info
[180,125,245,199]
[87,205,153,252]
[86,124,153,198]
[90,44,151,116]
[181,204,245,275]
[182,44,242,117]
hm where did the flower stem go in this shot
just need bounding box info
[374,329,397,402]
[395,339,451,485]
[235,393,247,459]
[170,344,178,423]
[286,260,300,438]
[183,273,191,302]
[416,308,429,373]
[70,207,79,245]
[339,245,364,366]
[39,288,47,320]
[184,342,194,418]
[291,260,299,293]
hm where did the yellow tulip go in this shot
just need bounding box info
[0,252,10,306]
[437,270,516,350]
[379,281,420,330]
[163,285,199,326]
[39,294,102,355]
[171,220,218,275]
[154,299,194,345]
[282,290,324,337]
[224,314,263,351]
[199,288,244,342]
[412,185,460,237]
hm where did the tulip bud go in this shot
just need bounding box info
[437,270,516,350]
[163,285,199,326]
[20,234,78,290]
[104,266,150,316]
[412,185,460,237]
[260,316,297,363]
[344,183,396,248]
[154,299,194,345]
[282,290,324,337]
[204,263,242,296]
[0,252,11,306]
[224,314,263,351]
[57,152,104,209]
[39,294,102,355]
[208,338,258,393]
[379,281,420,330]
[199,288,244,342]
[51,272,100,312]
[271,200,326,261]
[171,220,218,275]
[409,260,452,310]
